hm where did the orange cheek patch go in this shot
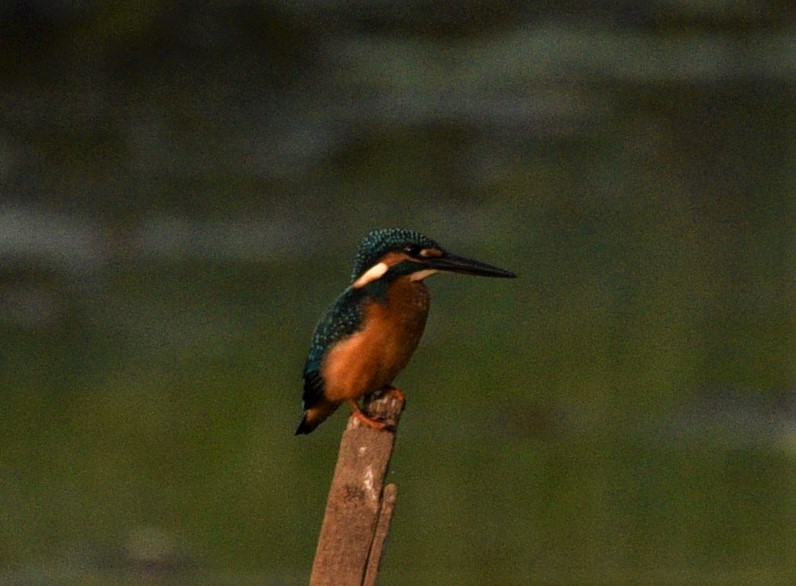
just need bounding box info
[351,252,410,288]
[380,251,410,267]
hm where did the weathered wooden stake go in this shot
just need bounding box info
[309,390,405,586]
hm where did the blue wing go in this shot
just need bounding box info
[301,287,366,410]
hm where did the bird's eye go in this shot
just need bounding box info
[403,244,422,257]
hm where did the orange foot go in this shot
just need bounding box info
[381,386,406,406]
[347,399,393,431]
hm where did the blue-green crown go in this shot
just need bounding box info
[350,228,440,282]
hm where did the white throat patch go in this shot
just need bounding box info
[352,262,388,288]
[410,269,439,281]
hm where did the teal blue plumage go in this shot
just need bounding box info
[301,229,440,412]
[302,287,366,409]
[296,227,516,435]
[350,228,439,281]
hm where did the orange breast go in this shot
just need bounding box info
[321,278,430,403]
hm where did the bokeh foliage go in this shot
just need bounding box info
[1,2,794,584]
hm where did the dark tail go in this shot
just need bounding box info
[294,401,338,435]
[295,414,318,435]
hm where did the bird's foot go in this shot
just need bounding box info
[351,407,394,432]
[380,386,406,406]
[347,392,404,432]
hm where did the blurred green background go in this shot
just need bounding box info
[1,2,795,584]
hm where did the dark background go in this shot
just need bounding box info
[1,1,794,584]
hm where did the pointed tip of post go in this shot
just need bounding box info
[310,389,406,585]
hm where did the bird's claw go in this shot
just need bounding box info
[352,409,395,431]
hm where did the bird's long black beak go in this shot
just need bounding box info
[426,252,516,278]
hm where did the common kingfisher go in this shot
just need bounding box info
[295,228,516,435]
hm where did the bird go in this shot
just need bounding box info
[295,228,516,435]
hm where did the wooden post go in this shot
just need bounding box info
[309,390,405,586]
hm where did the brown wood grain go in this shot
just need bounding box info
[309,390,405,586]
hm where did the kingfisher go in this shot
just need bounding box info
[295,228,516,435]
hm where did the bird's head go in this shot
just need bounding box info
[350,228,516,289]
